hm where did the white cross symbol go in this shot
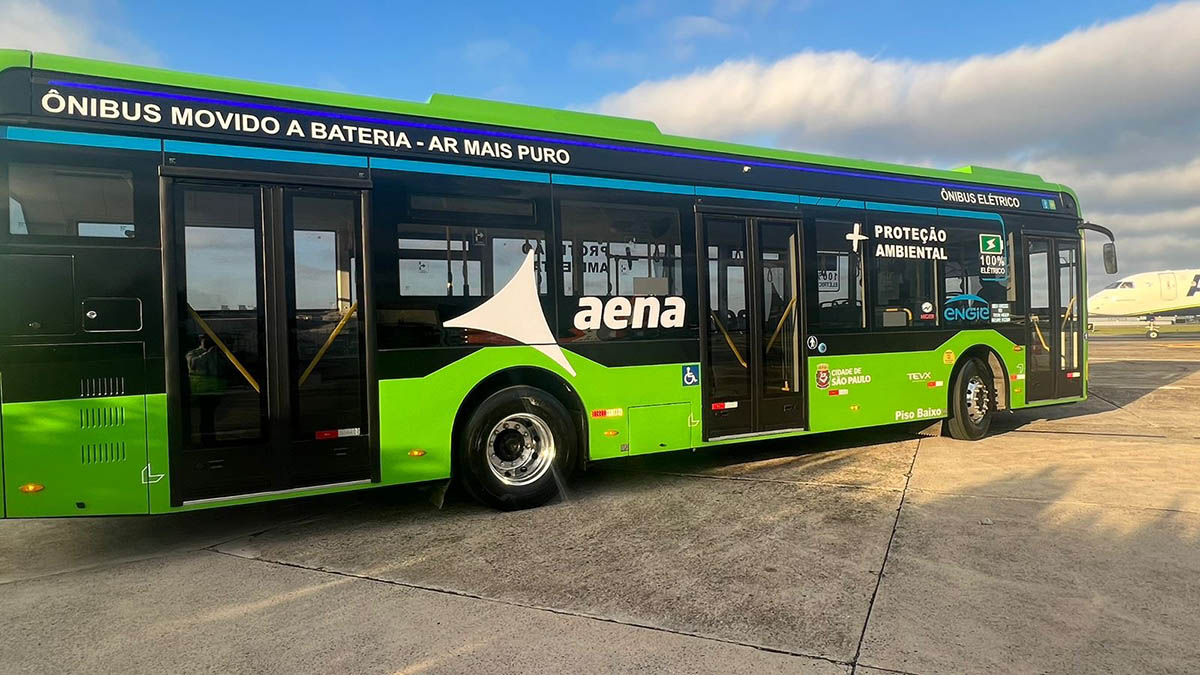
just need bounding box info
[845,222,868,253]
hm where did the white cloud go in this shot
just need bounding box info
[0,0,157,64]
[593,2,1200,284]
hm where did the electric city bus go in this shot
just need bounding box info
[0,51,1118,515]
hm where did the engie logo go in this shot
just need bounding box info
[943,294,992,322]
[573,296,686,330]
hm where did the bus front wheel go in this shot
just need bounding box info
[946,358,994,441]
[457,385,577,510]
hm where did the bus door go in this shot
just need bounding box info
[1024,235,1082,401]
[699,211,806,439]
[168,181,373,503]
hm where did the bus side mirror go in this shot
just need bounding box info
[1102,242,1118,275]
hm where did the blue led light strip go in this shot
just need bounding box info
[48,79,1056,199]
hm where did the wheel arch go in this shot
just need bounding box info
[949,344,1010,411]
[452,366,589,473]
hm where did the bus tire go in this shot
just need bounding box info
[946,357,994,441]
[457,385,577,510]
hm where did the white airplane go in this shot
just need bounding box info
[1087,269,1200,337]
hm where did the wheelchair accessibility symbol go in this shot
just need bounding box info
[682,364,700,387]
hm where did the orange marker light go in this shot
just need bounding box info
[18,483,44,493]
[603,429,620,437]
[408,449,426,457]
[1014,345,1024,352]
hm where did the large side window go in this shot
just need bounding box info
[398,220,547,297]
[560,201,682,297]
[374,171,552,350]
[868,219,941,328]
[810,219,866,331]
[941,226,1011,324]
[559,198,685,340]
[8,163,135,239]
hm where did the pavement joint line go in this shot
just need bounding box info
[854,665,924,675]
[208,548,852,668]
[905,487,1200,517]
[1089,358,1200,362]
[1007,428,1169,439]
[0,510,340,588]
[605,467,907,494]
[1092,384,1195,390]
[850,437,920,674]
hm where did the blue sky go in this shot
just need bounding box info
[111,0,1155,109]
[1,0,1197,283]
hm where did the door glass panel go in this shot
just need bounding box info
[759,220,800,396]
[1026,238,1053,399]
[1058,241,1080,372]
[289,195,364,441]
[181,189,265,445]
[706,217,750,406]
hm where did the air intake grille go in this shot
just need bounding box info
[80,377,126,398]
[80,406,126,429]
[81,442,127,465]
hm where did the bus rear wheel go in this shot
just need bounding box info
[946,357,994,441]
[457,385,577,510]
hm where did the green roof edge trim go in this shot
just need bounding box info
[0,49,32,72]
[10,51,1075,197]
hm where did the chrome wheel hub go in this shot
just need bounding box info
[485,413,555,486]
[965,375,990,425]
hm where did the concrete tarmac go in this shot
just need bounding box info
[2,339,1198,674]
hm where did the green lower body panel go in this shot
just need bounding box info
[377,346,702,485]
[2,395,149,517]
[1,331,1085,518]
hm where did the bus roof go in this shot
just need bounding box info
[0,49,1076,202]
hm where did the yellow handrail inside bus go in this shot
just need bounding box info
[1031,315,1050,352]
[299,302,359,387]
[765,297,797,352]
[709,311,748,369]
[186,305,261,394]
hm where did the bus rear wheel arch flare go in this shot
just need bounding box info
[457,385,577,510]
[946,357,995,441]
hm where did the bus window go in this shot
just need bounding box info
[560,201,682,298]
[871,257,937,328]
[8,163,135,238]
[810,221,865,331]
[398,224,546,297]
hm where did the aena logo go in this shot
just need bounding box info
[1189,274,1200,297]
[573,296,686,330]
[943,294,992,322]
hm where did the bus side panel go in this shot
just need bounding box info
[2,395,149,517]
[146,393,172,513]
[376,345,701,484]
[804,330,1020,433]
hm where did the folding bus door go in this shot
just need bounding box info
[699,210,806,439]
[170,181,372,503]
[1024,235,1082,401]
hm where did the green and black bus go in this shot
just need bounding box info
[0,51,1117,515]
